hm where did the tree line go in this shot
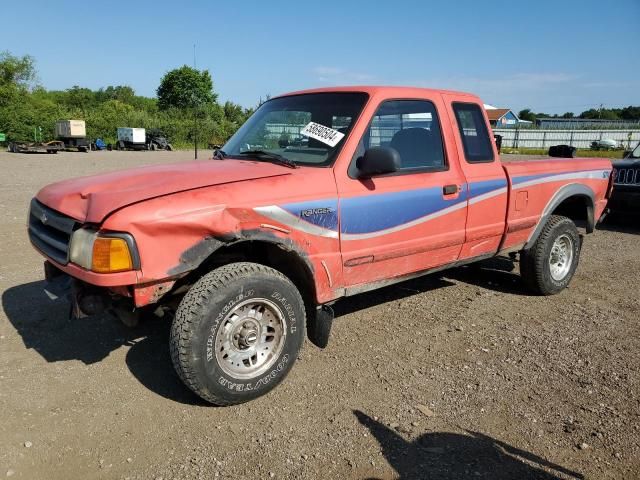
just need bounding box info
[518,106,640,123]
[0,51,254,147]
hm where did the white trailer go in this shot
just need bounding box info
[116,128,147,150]
[55,120,86,138]
[55,120,90,152]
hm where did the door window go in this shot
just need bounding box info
[351,100,446,175]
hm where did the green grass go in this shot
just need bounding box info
[501,147,626,159]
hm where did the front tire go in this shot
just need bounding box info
[170,262,306,405]
[520,215,581,295]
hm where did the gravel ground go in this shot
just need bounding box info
[0,150,638,480]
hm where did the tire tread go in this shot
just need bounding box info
[169,262,304,406]
[520,215,579,295]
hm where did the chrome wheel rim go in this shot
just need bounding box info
[215,298,287,379]
[549,234,573,281]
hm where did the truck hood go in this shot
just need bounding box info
[36,159,291,223]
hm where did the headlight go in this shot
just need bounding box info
[69,229,137,273]
[69,228,96,269]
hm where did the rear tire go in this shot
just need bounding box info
[170,262,306,405]
[520,215,581,295]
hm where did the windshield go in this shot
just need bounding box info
[222,92,368,167]
[632,142,640,158]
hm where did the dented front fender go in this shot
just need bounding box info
[101,168,342,304]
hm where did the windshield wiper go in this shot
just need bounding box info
[237,150,298,169]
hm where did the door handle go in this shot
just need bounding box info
[443,184,458,195]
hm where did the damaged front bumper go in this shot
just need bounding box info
[44,261,117,318]
[43,260,178,320]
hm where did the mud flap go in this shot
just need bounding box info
[308,305,334,349]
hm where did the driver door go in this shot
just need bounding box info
[335,97,468,289]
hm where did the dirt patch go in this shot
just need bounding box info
[0,150,638,479]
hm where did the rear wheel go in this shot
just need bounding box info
[520,215,581,295]
[170,262,306,405]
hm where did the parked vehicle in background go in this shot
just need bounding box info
[116,127,146,150]
[591,139,620,150]
[608,142,640,214]
[146,129,173,151]
[548,144,577,158]
[92,138,108,151]
[28,86,613,406]
[8,140,64,154]
[56,120,90,152]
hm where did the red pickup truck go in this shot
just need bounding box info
[29,86,612,405]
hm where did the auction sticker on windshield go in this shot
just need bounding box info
[300,122,345,147]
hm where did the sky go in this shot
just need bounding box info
[2,0,639,114]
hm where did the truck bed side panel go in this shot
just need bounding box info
[501,158,611,251]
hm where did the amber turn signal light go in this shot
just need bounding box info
[91,237,133,273]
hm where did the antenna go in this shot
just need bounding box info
[193,44,197,69]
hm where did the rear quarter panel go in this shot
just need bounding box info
[501,158,612,251]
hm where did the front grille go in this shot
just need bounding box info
[28,199,77,265]
[613,168,640,186]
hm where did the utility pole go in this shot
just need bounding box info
[193,44,198,160]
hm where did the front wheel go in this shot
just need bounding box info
[520,215,581,295]
[170,262,306,405]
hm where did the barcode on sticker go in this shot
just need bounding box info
[299,122,345,147]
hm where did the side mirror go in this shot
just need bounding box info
[356,147,400,178]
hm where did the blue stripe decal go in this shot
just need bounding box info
[468,178,508,196]
[280,199,339,231]
[276,178,510,237]
[339,186,467,234]
[512,169,610,186]
[267,169,607,239]
[511,173,556,185]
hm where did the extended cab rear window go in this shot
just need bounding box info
[452,103,494,163]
